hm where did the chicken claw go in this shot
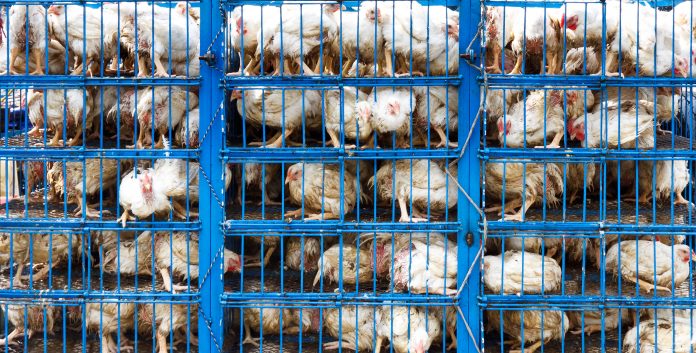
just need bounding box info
[0,328,22,346]
[509,341,543,353]
[116,209,135,228]
[284,208,304,219]
[242,322,260,347]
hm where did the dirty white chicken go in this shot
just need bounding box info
[29,89,93,147]
[47,159,119,218]
[120,2,200,77]
[340,4,383,76]
[175,108,199,148]
[605,240,696,293]
[285,163,357,220]
[509,8,562,74]
[105,87,137,141]
[623,318,696,353]
[245,234,280,268]
[498,89,594,148]
[392,232,457,295]
[0,305,59,346]
[323,305,376,351]
[137,303,199,353]
[47,4,120,76]
[102,231,153,276]
[484,6,516,73]
[370,160,457,222]
[269,3,340,75]
[284,236,323,272]
[12,233,82,287]
[76,303,135,353]
[236,163,282,206]
[563,47,601,75]
[484,162,564,221]
[8,5,47,75]
[414,86,458,148]
[485,88,522,139]
[369,87,417,148]
[313,243,373,288]
[486,310,569,353]
[569,100,655,149]
[229,5,268,75]
[242,307,319,346]
[483,251,562,294]
[116,167,164,227]
[606,5,689,77]
[633,160,691,205]
[134,87,199,149]
[232,89,323,147]
[324,88,373,148]
[565,163,597,206]
[154,231,241,292]
[567,309,634,336]
[375,306,442,353]
[560,2,623,49]
[381,3,458,76]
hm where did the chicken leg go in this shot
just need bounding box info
[384,52,394,76]
[73,196,102,218]
[434,126,458,148]
[374,337,384,353]
[153,55,169,77]
[509,340,543,353]
[674,192,693,207]
[12,264,26,288]
[0,328,22,346]
[447,326,457,351]
[27,125,43,138]
[245,246,276,268]
[30,49,44,75]
[534,131,563,149]
[137,56,150,77]
[510,55,524,75]
[623,274,672,294]
[47,125,63,147]
[68,124,83,147]
[156,331,168,353]
[265,128,294,148]
[486,44,502,74]
[117,208,135,228]
[8,47,20,74]
[172,200,197,219]
[571,324,602,336]
[305,212,340,221]
[327,129,341,148]
[159,267,190,293]
[398,197,427,222]
[297,57,316,76]
[242,322,260,346]
[503,194,535,222]
[342,59,356,76]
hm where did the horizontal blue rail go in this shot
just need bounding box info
[224,220,460,233]
[222,148,460,162]
[224,76,462,88]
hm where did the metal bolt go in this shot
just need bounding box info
[466,232,474,246]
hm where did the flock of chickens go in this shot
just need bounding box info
[482,1,696,353]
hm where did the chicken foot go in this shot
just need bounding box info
[244,246,276,268]
[509,340,543,353]
[242,322,260,346]
[12,264,26,288]
[503,195,535,222]
[341,59,356,76]
[486,44,502,74]
[323,340,357,351]
[0,328,22,346]
[327,129,342,148]
[73,196,104,218]
[265,128,295,148]
[24,260,59,283]
[68,124,83,147]
[674,192,694,207]
[510,54,524,75]
[172,200,197,219]
[284,208,304,219]
[398,197,427,222]
[447,325,457,350]
[305,212,340,221]
[117,209,136,228]
[156,331,169,353]
[571,324,602,336]
[27,125,44,138]
[153,55,170,77]
[46,125,63,147]
[296,57,317,76]
[159,267,190,293]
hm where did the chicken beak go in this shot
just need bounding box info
[285,177,291,185]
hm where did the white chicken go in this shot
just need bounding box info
[30,88,93,147]
[105,87,137,141]
[484,162,564,221]
[270,4,340,75]
[498,89,594,148]
[323,305,376,351]
[370,160,458,222]
[232,88,323,148]
[568,99,655,149]
[242,306,318,346]
[284,236,322,272]
[483,251,562,294]
[138,303,199,353]
[568,309,634,336]
[375,306,442,353]
[324,88,373,148]
[634,160,691,206]
[134,87,199,149]
[47,4,120,76]
[560,2,623,49]
[623,319,696,353]
[285,163,357,220]
[369,87,417,148]
[484,6,516,73]
[175,107,199,148]
[48,159,119,218]
[0,304,59,346]
[509,8,562,74]
[120,2,200,77]
[339,4,383,76]
[8,5,47,75]
[414,86,458,148]
[312,243,373,288]
[154,231,241,292]
[11,233,82,287]
[79,303,136,353]
[486,310,569,353]
[229,5,265,75]
[605,240,696,293]
[102,231,153,276]
[116,167,166,227]
[391,232,457,295]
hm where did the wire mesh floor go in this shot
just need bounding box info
[484,327,620,353]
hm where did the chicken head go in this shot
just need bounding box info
[224,249,242,273]
[140,171,153,194]
[496,117,511,137]
[676,245,696,263]
[674,56,689,78]
[560,14,578,31]
[365,6,381,23]
[230,90,243,101]
[285,164,302,184]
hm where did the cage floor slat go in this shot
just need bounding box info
[484,327,619,353]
